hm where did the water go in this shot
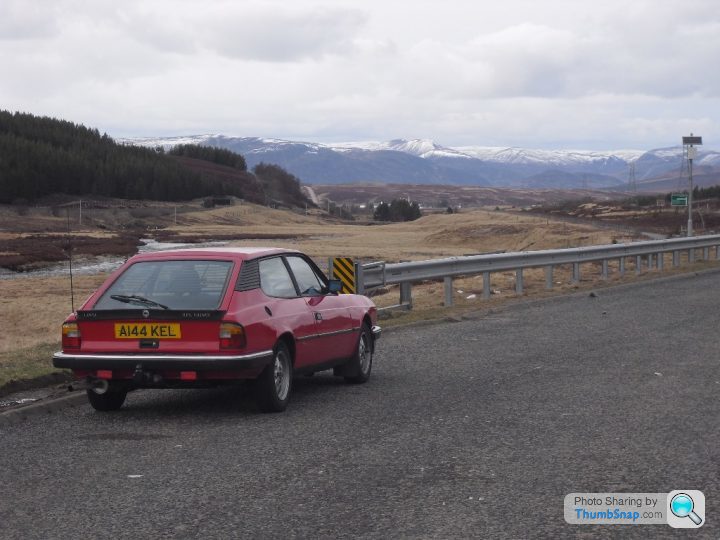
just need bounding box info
[138,238,228,253]
[0,397,38,409]
[0,238,229,280]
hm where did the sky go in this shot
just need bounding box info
[1,0,718,150]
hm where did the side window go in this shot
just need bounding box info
[259,257,297,298]
[286,256,324,296]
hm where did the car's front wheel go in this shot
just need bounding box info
[344,323,373,384]
[254,341,293,413]
[86,382,128,411]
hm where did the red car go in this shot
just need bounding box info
[53,247,380,413]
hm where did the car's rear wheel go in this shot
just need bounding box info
[86,382,128,411]
[344,323,373,384]
[254,341,293,413]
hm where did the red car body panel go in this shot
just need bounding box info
[302,295,356,363]
[53,247,380,386]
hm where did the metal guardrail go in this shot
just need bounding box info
[359,234,720,309]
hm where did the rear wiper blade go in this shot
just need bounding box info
[110,294,169,310]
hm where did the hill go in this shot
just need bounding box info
[124,135,720,190]
[0,111,310,208]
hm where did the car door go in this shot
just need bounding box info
[285,255,356,362]
[257,256,317,369]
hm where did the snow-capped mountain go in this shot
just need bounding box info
[120,135,719,190]
[371,139,472,159]
[455,146,645,166]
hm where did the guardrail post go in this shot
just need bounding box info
[545,265,553,289]
[444,276,453,307]
[515,269,524,295]
[400,282,413,308]
[716,246,720,260]
[689,249,695,263]
[673,251,680,267]
[483,271,491,299]
[572,263,580,283]
[635,255,642,275]
[601,260,609,280]
[619,257,626,276]
[648,254,654,269]
[657,253,664,271]
[703,247,710,260]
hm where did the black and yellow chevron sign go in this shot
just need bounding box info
[332,257,356,294]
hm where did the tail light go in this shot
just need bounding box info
[219,322,246,350]
[62,322,81,349]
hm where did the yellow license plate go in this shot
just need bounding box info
[114,323,182,339]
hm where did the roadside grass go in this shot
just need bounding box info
[0,202,707,391]
[2,260,718,391]
[0,342,62,389]
[0,274,106,354]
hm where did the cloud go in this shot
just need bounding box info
[0,0,719,149]
[200,5,368,62]
[465,24,581,98]
[0,0,60,40]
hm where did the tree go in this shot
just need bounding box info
[0,110,246,203]
[252,162,310,208]
[373,199,421,222]
[373,202,391,221]
[169,144,247,171]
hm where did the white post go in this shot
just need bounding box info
[688,155,694,237]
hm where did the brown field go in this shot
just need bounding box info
[3,199,714,392]
[528,199,720,236]
[166,203,632,261]
[311,183,630,208]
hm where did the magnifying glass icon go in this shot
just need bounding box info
[670,493,703,526]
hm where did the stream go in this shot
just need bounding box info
[0,238,229,280]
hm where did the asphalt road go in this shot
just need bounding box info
[1,272,719,539]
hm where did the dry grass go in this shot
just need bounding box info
[172,204,632,262]
[0,343,63,388]
[0,202,702,388]
[0,275,106,354]
[0,274,106,388]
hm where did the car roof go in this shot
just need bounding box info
[129,247,300,262]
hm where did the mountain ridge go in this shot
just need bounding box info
[120,135,720,190]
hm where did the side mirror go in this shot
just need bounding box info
[327,279,342,294]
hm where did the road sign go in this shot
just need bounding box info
[332,257,356,294]
[671,194,688,206]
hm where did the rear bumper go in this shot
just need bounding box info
[52,350,274,371]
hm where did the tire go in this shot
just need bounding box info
[86,382,128,411]
[344,323,373,384]
[254,341,293,413]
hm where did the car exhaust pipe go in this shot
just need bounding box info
[92,378,110,394]
[68,378,109,393]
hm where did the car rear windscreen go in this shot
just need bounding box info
[93,260,234,310]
